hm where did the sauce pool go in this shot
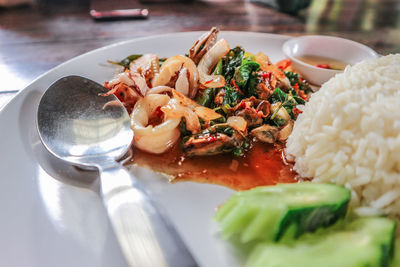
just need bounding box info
[296,55,348,71]
[130,142,298,191]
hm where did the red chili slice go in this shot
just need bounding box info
[207,136,217,142]
[316,64,331,69]
[276,59,291,70]
[261,71,271,79]
[293,107,303,117]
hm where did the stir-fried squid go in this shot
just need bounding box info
[131,94,181,154]
[103,72,149,113]
[147,85,174,95]
[161,98,201,134]
[152,55,199,98]
[189,27,219,64]
[129,54,159,85]
[104,27,312,156]
[198,39,230,88]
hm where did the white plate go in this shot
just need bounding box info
[0,31,289,267]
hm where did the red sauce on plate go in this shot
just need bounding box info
[130,141,297,190]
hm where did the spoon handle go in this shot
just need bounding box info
[99,163,198,267]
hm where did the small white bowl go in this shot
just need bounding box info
[282,35,379,86]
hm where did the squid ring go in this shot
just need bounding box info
[131,94,180,154]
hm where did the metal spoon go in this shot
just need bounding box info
[37,75,198,267]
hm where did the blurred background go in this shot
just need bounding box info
[0,0,399,106]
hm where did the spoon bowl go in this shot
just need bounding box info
[37,75,133,169]
[37,76,197,267]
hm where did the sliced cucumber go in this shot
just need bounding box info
[392,237,400,267]
[246,217,396,267]
[214,183,350,243]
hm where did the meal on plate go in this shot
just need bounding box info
[104,27,312,190]
[104,28,400,266]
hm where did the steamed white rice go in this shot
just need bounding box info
[286,54,400,218]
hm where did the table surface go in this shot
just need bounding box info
[1,0,400,109]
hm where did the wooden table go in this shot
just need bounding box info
[1,0,399,109]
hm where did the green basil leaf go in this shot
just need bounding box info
[235,61,260,89]
[270,88,287,104]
